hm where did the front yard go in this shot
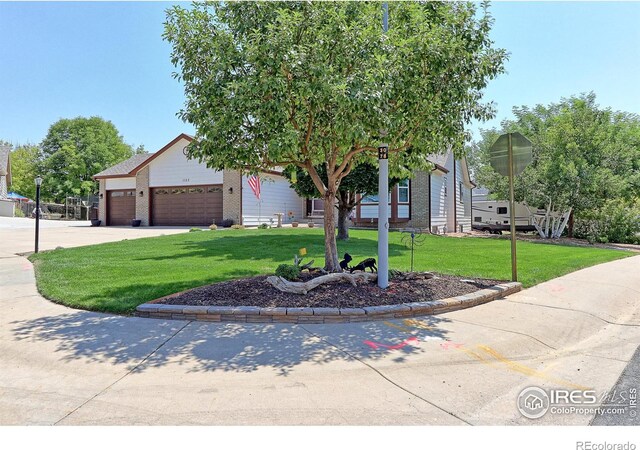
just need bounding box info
[29,228,632,314]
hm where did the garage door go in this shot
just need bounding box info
[107,190,136,226]
[151,185,223,226]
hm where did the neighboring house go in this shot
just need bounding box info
[0,145,14,217]
[93,134,303,226]
[349,152,475,233]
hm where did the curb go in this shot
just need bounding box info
[135,282,522,324]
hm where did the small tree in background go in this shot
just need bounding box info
[468,93,640,241]
[165,1,506,270]
[40,116,134,202]
[284,163,400,241]
[8,144,40,200]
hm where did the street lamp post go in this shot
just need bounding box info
[34,176,42,253]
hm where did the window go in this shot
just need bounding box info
[154,189,168,195]
[459,181,463,202]
[443,177,448,197]
[311,199,324,214]
[498,207,508,215]
[111,192,124,197]
[189,187,204,194]
[397,180,409,203]
[126,191,134,197]
[207,186,222,193]
[361,192,391,204]
[474,216,482,222]
[171,188,186,195]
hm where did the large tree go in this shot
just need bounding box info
[283,163,401,241]
[469,93,640,238]
[165,1,506,270]
[40,117,134,202]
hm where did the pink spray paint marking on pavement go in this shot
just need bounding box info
[22,263,32,271]
[440,342,464,350]
[548,283,566,293]
[363,336,419,350]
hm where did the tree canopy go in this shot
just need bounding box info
[40,117,134,202]
[8,144,40,200]
[468,93,640,241]
[283,162,401,240]
[164,1,507,269]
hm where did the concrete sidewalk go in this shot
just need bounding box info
[0,233,638,424]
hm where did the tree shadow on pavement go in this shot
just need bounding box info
[10,312,451,376]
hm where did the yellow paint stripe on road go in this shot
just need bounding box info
[382,321,413,333]
[476,345,591,391]
[403,319,436,331]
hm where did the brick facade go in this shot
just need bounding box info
[135,166,150,226]
[98,179,106,225]
[408,170,429,228]
[222,169,242,225]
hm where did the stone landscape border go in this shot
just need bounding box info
[135,282,522,324]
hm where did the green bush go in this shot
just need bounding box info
[574,199,640,244]
[275,264,300,281]
[14,207,25,218]
[189,228,202,232]
[258,223,269,229]
[231,224,245,230]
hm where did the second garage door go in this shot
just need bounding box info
[151,185,223,226]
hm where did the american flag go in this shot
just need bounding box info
[248,175,261,200]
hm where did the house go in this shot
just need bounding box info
[94,134,475,231]
[0,145,14,217]
[93,134,304,226]
[349,152,475,233]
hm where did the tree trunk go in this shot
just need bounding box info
[337,192,351,241]
[323,192,340,272]
[568,210,574,238]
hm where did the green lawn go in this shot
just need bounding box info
[29,228,632,314]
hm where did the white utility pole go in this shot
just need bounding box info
[377,2,390,289]
[378,144,389,288]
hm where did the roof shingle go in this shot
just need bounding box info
[93,153,152,178]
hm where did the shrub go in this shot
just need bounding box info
[189,228,202,232]
[209,224,218,230]
[258,223,269,229]
[220,219,234,228]
[275,264,300,281]
[230,224,245,230]
[574,199,640,244]
[14,207,25,218]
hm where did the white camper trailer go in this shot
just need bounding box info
[472,200,538,234]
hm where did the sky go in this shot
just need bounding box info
[1,1,639,153]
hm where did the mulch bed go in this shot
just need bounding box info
[155,272,506,309]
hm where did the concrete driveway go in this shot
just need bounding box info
[0,217,194,256]
[1,217,639,425]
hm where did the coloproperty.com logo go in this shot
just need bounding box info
[517,386,637,419]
